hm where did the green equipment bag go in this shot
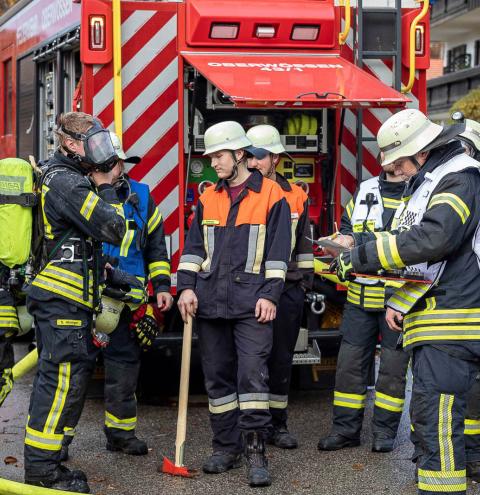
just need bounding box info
[0,158,36,268]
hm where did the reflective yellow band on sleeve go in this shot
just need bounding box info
[428,193,470,224]
[265,269,286,280]
[80,191,99,221]
[465,419,480,435]
[178,262,201,273]
[297,260,314,269]
[149,261,171,279]
[345,198,354,219]
[376,235,405,271]
[110,203,125,219]
[148,208,162,235]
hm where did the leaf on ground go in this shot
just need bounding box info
[352,463,365,471]
[4,456,17,465]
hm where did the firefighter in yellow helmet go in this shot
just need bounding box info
[331,108,479,495]
[246,124,314,449]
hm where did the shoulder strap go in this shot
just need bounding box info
[0,193,37,207]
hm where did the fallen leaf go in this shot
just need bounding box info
[4,456,17,465]
[352,463,365,471]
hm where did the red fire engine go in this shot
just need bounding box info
[0,0,430,371]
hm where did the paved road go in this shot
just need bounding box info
[1,344,480,495]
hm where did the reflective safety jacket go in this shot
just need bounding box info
[341,173,404,311]
[275,174,313,286]
[177,170,291,319]
[29,152,126,310]
[103,176,171,305]
[350,142,480,350]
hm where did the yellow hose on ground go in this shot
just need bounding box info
[11,349,38,381]
[0,477,82,495]
[314,259,348,288]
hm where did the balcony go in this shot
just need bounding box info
[427,65,480,120]
[431,0,480,25]
[444,53,472,73]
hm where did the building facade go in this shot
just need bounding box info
[427,0,480,122]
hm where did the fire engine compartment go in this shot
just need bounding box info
[183,68,335,239]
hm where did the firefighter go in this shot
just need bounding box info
[245,124,314,449]
[448,118,480,482]
[60,132,173,460]
[331,108,480,495]
[317,154,409,453]
[24,112,126,493]
[177,121,291,487]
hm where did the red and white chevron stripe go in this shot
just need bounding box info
[89,5,181,281]
[338,4,425,206]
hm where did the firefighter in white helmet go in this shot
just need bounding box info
[317,148,409,454]
[246,124,314,449]
[330,108,480,495]
[177,121,291,487]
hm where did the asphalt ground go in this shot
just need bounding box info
[2,344,480,495]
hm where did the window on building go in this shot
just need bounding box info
[3,58,12,135]
[447,44,468,72]
[475,40,480,66]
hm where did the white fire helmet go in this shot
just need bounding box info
[246,125,286,155]
[203,121,252,155]
[377,109,443,166]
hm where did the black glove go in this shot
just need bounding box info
[106,266,144,292]
[329,251,355,282]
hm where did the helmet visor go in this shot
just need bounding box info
[85,129,117,166]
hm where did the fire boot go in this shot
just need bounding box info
[317,433,360,451]
[467,461,480,482]
[105,428,148,455]
[25,466,90,493]
[245,432,271,487]
[202,451,243,474]
[268,426,298,449]
[60,433,74,462]
[371,433,395,453]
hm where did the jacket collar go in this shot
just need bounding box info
[406,141,464,196]
[215,169,263,193]
[275,173,292,192]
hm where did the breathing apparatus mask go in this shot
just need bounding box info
[61,119,118,172]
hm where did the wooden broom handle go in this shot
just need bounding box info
[175,314,193,467]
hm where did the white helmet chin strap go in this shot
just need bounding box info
[267,154,276,179]
[226,151,239,182]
